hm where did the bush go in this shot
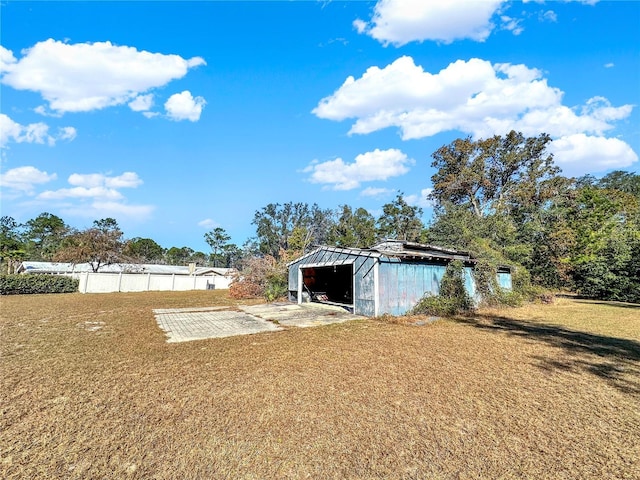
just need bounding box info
[411,260,474,316]
[264,279,288,302]
[411,294,468,317]
[229,254,289,301]
[473,258,500,306]
[473,260,554,308]
[0,274,79,295]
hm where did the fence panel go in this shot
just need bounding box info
[74,272,229,293]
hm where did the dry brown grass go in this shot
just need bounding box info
[1,291,639,479]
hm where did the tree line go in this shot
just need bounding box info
[0,193,424,274]
[0,215,242,273]
[2,131,638,302]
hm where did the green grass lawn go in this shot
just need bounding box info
[1,291,639,479]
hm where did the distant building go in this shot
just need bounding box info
[17,261,236,293]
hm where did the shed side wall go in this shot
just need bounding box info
[378,261,477,316]
[378,260,445,316]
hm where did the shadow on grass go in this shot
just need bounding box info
[454,314,640,396]
[556,294,640,309]
[573,300,640,309]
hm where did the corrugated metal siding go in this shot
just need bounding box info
[377,262,478,315]
[378,260,447,316]
[464,267,477,301]
[353,256,376,316]
[288,263,298,291]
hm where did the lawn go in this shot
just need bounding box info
[1,291,639,479]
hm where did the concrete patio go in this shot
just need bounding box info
[153,302,364,343]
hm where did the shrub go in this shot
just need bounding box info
[473,259,554,308]
[411,260,474,316]
[411,295,467,317]
[264,280,288,302]
[0,274,79,295]
[229,254,289,301]
[472,258,500,306]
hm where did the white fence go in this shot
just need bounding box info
[73,272,232,294]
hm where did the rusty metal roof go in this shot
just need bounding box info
[289,240,475,265]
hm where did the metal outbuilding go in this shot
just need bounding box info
[288,240,512,316]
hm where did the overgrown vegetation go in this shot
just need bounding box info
[411,261,474,316]
[228,250,292,301]
[426,132,640,304]
[0,274,78,295]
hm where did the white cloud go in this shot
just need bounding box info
[604,62,615,69]
[353,19,368,34]
[0,114,24,146]
[198,218,219,229]
[68,173,107,188]
[164,91,206,121]
[524,0,599,4]
[38,186,124,201]
[58,126,77,141]
[106,172,143,188]
[355,0,505,46]
[0,39,205,114]
[60,201,155,221]
[34,171,153,221]
[360,187,395,197]
[304,148,413,190]
[313,56,637,173]
[66,171,143,189]
[0,113,76,147]
[314,57,564,138]
[128,94,154,112]
[405,188,434,209]
[500,16,524,35]
[0,45,17,73]
[540,10,558,22]
[549,134,638,177]
[0,166,57,194]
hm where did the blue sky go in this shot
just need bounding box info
[1,0,639,253]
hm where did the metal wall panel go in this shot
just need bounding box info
[377,262,479,315]
[353,256,376,316]
[378,261,449,315]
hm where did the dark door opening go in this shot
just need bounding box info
[302,264,353,307]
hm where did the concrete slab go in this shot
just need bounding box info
[153,308,281,343]
[152,306,230,314]
[153,302,364,343]
[239,302,365,328]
